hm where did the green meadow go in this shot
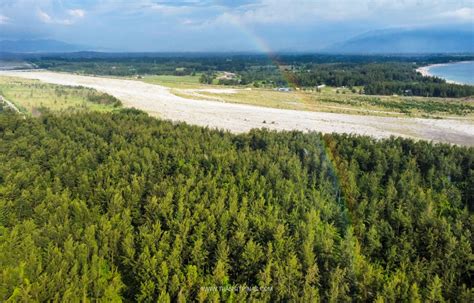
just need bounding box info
[139,74,203,89]
[171,83,474,118]
[0,76,121,115]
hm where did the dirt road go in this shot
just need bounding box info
[1,70,473,145]
[0,95,21,113]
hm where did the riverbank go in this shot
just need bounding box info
[1,70,473,146]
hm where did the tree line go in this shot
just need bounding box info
[253,63,474,98]
[30,54,474,98]
[364,81,474,98]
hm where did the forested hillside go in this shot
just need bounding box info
[0,110,472,302]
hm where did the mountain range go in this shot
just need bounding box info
[0,39,88,53]
[2,27,474,54]
[325,28,474,54]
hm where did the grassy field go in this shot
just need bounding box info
[139,75,205,89]
[3,73,471,119]
[0,76,121,115]
[134,75,473,118]
[172,84,474,118]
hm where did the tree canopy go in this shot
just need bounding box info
[0,110,472,301]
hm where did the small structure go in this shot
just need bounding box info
[276,87,291,92]
[217,72,237,80]
[278,65,292,71]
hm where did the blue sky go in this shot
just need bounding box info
[0,0,473,51]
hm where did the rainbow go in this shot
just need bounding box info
[226,16,352,229]
[227,17,298,87]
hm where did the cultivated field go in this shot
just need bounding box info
[1,70,473,145]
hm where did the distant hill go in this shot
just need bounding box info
[326,28,474,54]
[0,39,89,53]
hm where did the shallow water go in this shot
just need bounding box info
[427,61,474,85]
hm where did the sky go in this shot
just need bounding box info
[0,0,473,52]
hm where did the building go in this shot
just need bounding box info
[217,72,237,80]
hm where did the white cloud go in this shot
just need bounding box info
[1,0,472,51]
[0,14,10,24]
[37,8,85,25]
[438,7,474,21]
[148,4,194,15]
[209,0,474,26]
[37,10,52,23]
[68,9,85,18]
[181,18,196,25]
